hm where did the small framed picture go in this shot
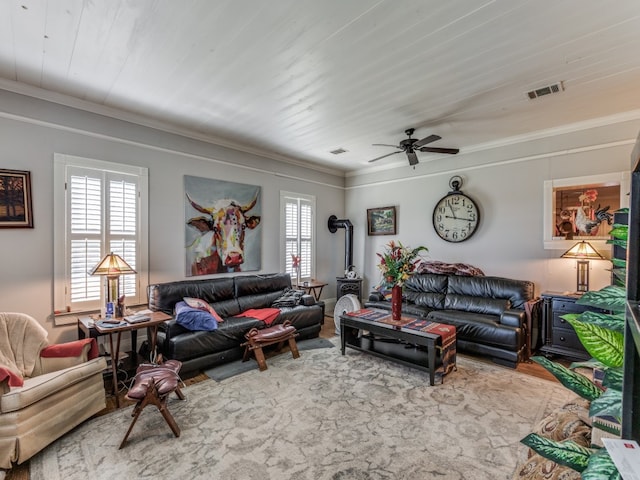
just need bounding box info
[0,169,33,228]
[367,206,396,236]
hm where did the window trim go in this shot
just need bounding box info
[53,154,149,321]
[280,191,316,281]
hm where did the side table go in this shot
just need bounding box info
[294,279,328,301]
[540,292,603,360]
[92,311,172,407]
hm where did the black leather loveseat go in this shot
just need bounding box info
[365,273,538,367]
[148,273,324,373]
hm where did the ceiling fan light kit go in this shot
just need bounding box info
[369,128,459,166]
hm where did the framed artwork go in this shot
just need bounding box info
[367,206,397,236]
[543,171,629,249]
[0,169,33,228]
[184,175,262,276]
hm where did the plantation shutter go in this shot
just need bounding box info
[54,154,148,317]
[282,193,314,279]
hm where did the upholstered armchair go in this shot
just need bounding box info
[0,312,107,470]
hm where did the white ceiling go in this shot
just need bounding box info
[1,0,640,173]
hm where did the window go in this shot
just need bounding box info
[281,191,315,281]
[54,154,148,316]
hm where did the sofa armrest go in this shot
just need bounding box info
[369,291,384,302]
[500,309,525,328]
[300,294,316,306]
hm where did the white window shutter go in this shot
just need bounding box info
[281,193,315,280]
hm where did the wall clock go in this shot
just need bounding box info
[432,176,480,243]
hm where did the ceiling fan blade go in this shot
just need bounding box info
[419,147,460,155]
[372,143,401,149]
[407,151,419,166]
[368,151,403,163]
[413,134,441,148]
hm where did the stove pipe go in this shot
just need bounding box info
[328,215,353,273]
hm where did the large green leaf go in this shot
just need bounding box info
[582,448,622,480]
[521,434,592,472]
[567,310,626,334]
[532,356,602,400]
[607,239,627,249]
[565,318,624,367]
[602,366,624,390]
[577,286,626,313]
[569,358,603,370]
[610,257,627,268]
[590,388,622,421]
[608,225,628,240]
[610,268,626,287]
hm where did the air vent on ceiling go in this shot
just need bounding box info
[527,81,565,100]
[330,148,348,155]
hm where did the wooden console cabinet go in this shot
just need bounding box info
[540,292,600,360]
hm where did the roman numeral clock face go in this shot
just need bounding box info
[432,193,480,243]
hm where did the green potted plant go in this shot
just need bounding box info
[521,210,628,479]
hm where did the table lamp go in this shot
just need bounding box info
[561,240,604,293]
[90,252,136,316]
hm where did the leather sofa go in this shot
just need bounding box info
[365,273,538,367]
[148,273,323,373]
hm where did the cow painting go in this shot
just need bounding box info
[185,177,261,276]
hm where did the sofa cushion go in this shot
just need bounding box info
[444,294,510,316]
[148,277,236,314]
[427,310,521,351]
[234,273,291,297]
[404,273,449,294]
[447,275,533,309]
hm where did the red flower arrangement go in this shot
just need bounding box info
[376,241,428,287]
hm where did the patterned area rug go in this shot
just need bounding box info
[31,339,573,480]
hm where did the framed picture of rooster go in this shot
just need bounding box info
[543,172,629,249]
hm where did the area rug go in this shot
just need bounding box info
[31,339,574,480]
[205,337,335,381]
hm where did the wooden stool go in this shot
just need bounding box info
[119,359,185,449]
[241,321,299,371]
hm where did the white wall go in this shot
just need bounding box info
[1,88,638,344]
[0,91,345,343]
[346,118,640,297]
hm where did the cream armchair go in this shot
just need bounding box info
[0,312,107,470]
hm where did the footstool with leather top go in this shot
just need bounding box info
[119,359,185,449]
[241,321,299,371]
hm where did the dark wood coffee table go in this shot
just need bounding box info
[340,311,455,385]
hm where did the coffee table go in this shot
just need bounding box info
[340,309,456,385]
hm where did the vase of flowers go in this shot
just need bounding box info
[291,254,301,286]
[376,241,428,320]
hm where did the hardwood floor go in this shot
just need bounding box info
[5,315,560,480]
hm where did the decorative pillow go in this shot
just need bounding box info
[374,284,393,301]
[175,301,219,331]
[271,288,305,308]
[183,297,223,322]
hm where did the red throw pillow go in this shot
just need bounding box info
[183,297,223,322]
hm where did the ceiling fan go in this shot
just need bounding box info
[369,128,459,166]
